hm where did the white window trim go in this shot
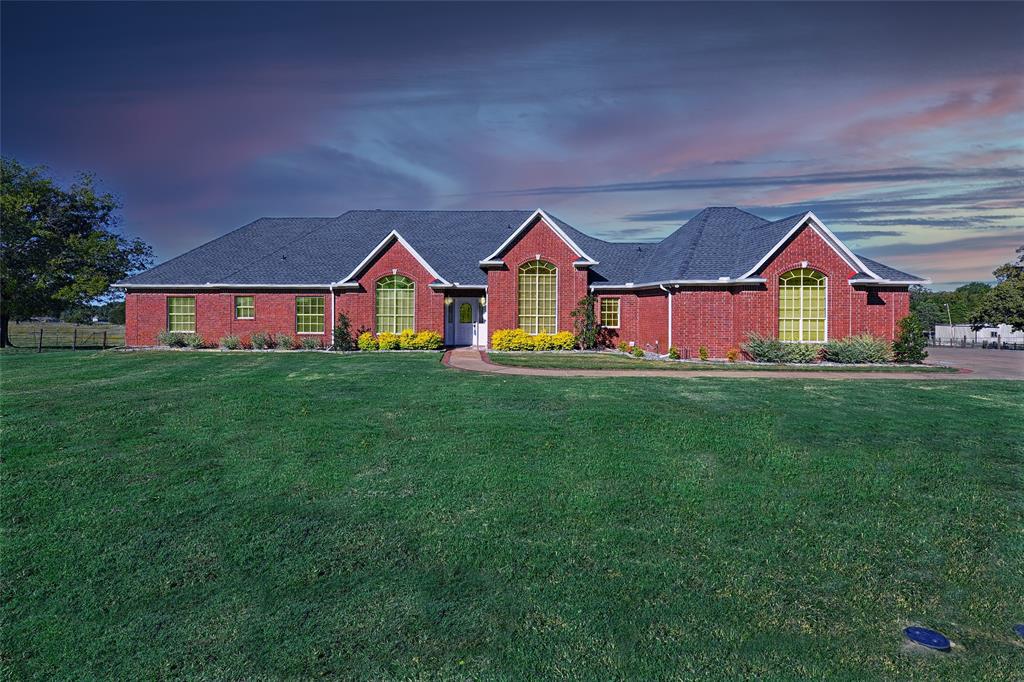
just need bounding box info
[517,259,558,335]
[778,269,828,344]
[295,295,326,335]
[166,296,196,333]
[375,275,416,334]
[600,297,621,329]
[740,212,879,281]
[480,209,598,267]
[332,231,450,287]
[234,295,255,320]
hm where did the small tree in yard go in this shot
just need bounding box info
[893,314,928,364]
[0,158,152,346]
[971,245,1024,333]
[333,312,356,350]
[570,294,599,350]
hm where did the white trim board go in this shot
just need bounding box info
[479,209,598,267]
[332,230,450,287]
[739,212,881,281]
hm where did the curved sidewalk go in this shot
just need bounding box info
[442,347,1020,380]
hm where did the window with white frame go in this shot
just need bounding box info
[778,268,826,342]
[295,296,325,334]
[235,295,254,319]
[600,298,620,328]
[167,296,195,332]
[376,275,414,333]
[518,260,557,334]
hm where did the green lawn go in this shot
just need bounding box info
[2,351,1021,678]
[488,351,958,372]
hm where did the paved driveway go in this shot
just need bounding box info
[925,346,1024,379]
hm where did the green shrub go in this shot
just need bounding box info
[698,345,709,361]
[668,346,680,360]
[617,341,630,353]
[377,332,400,350]
[357,331,378,351]
[299,337,320,350]
[333,313,356,351]
[156,330,188,347]
[220,335,242,350]
[183,333,205,349]
[570,294,599,350]
[631,346,645,358]
[249,331,271,349]
[726,347,740,362]
[893,314,928,364]
[822,334,892,364]
[275,333,295,350]
[784,343,820,363]
[414,330,444,350]
[742,333,787,363]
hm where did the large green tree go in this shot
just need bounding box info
[972,245,1024,332]
[0,158,152,346]
[910,281,992,330]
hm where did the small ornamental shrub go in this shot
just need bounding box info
[617,341,630,353]
[300,337,320,350]
[377,331,401,350]
[631,346,645,358]
[726,347,740,362]
[183,333,206,349]
[822,334,892,364]
[333,313,356,351]
[893,314,928,364]
[742,332,788,363]
[220,335,242,350]
[250,331,272,349]
[275,333,295,350]
[668,346,680,360]
[532,332,554,351]
[784,343,819,364]
[414,330,444,350]
[157,330,188,347]
[698,345,709,361]
[551,331,576,350]
[398,329,417,350]
[491,329,532,351]
[357,331,378,351]
[570,294,600,350]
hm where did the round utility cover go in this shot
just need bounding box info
[904,626,951,651]
[1014,624,1024,639]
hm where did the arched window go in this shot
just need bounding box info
[376,275,414,333]
[459,303,473,323]
[518,260,557,334]
[779,268,826,342]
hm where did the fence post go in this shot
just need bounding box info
[38,328,43,353]
[73,328,77,351]
[102,330,107,349]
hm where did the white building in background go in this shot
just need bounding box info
[933,323,1024,345]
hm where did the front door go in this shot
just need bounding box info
[448,297,487,347]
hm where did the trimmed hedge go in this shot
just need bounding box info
[491,329,575,351]
[822,334,892,364]
[357,329,443,351]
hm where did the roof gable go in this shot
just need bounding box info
[480,209,598,266]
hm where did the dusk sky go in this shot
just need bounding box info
[3,1,1022,288]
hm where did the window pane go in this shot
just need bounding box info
[518,260,557,335]
[459,303,472,323]
[167,296,195,332]
[235,296,254,319]
[296,296,325,334]
[376,275,415,333]
[778,268,825,343]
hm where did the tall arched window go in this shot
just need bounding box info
[376,274,414,333]
[779,268,826,342]
[518,260,557,334]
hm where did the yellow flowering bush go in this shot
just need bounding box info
[357,331,378,351]
[377,332,401,350]
[491,329,577,351]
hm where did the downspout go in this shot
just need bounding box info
[329,284,335,349]
[659,284,672,351]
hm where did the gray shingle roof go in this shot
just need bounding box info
[118,207,926,287]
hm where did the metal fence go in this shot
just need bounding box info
[8,323,125,351]
[927,337,1023,351]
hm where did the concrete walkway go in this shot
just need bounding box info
[443,346,1024,380]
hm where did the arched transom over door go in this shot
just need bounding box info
[376,274,415,333]
[518,260,557,334]
[779,268,826,342]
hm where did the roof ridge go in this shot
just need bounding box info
[677,208,711,275]
[216,219,338,283]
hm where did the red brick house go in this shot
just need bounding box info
[117,207,927,356]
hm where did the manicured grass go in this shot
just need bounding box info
[2,351,1020,678]
[489,351,958,372]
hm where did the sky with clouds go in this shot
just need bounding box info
[3,1,1021,288]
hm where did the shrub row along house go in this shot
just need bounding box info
[117,208,927,356]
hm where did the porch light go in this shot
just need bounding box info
[444,297,453,306]
[479,296,486,306]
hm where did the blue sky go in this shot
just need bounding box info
[3,1,1022,288]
